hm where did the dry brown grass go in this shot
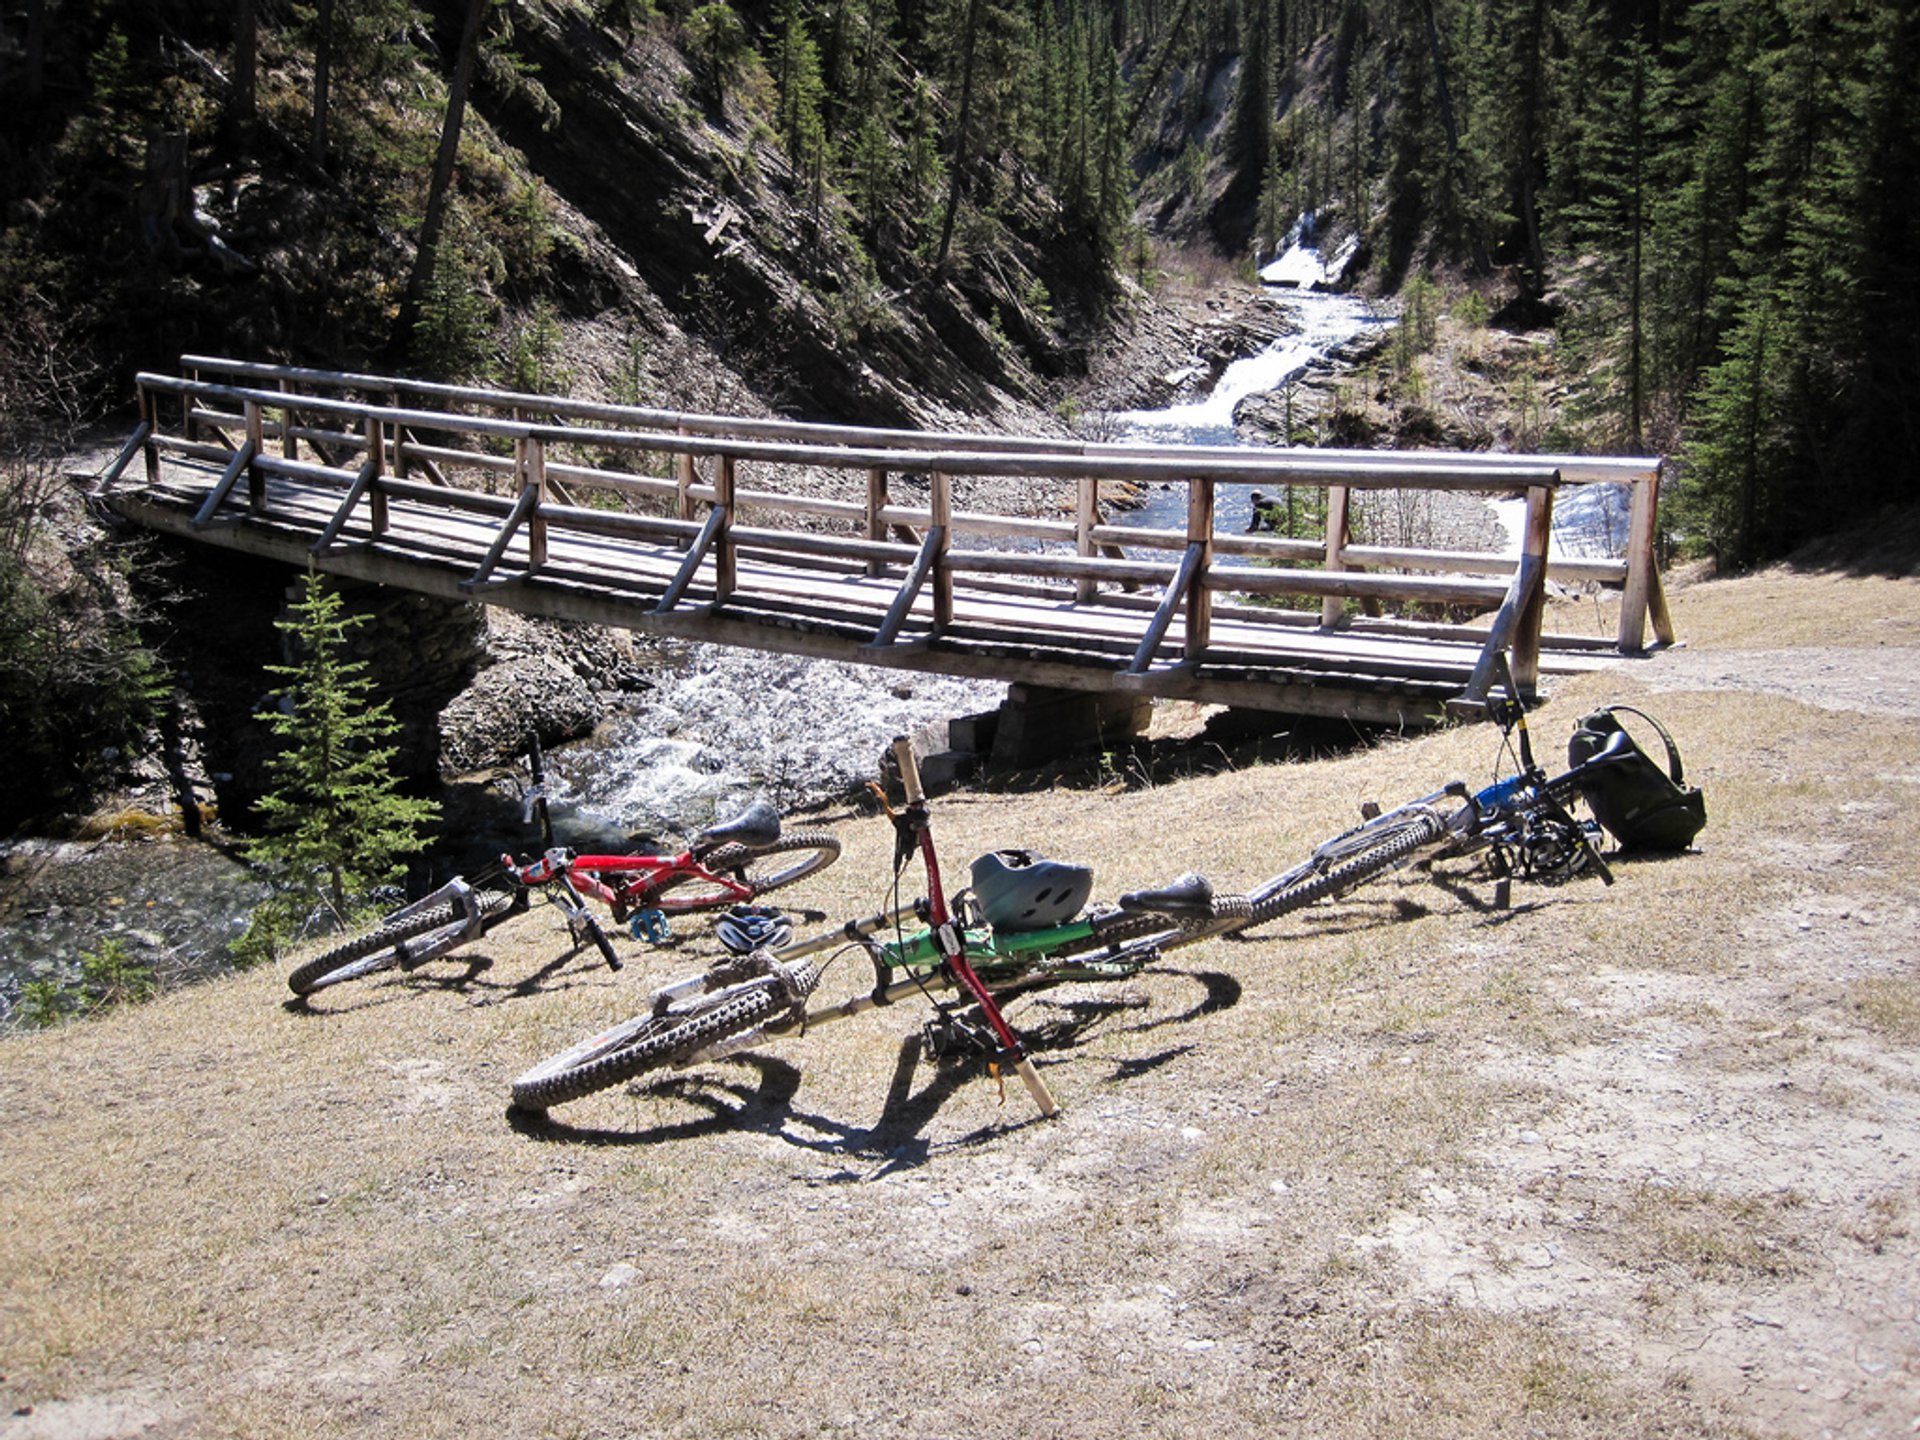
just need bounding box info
[4,554,1919,1439]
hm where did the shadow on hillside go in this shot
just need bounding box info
[1778,502,1920,578]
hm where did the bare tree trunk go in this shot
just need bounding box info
[312,0,335,170]
[398,0,488,351]
[935,0,984,269]
[231,0,257,134]
[1417,0,1490,273]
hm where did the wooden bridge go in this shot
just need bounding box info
[95,356,1675,729]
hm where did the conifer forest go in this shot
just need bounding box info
[2,0,1915,575]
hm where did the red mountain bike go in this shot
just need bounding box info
[284,737,840,997]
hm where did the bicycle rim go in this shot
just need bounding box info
[656,832,841,913]
[509,986,785,1112]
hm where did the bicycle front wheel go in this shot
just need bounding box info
[656,832,842,913]
[509,985,786,1112]
[1246,811,1449,926]
[286,889,514,996]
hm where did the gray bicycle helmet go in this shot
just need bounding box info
[968,849,1094,932]
[716,904,792,955]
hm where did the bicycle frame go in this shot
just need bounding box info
[510,845,756,917]
[888,737,1060,1116]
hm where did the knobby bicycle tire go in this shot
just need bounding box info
[653,832,842,912]
[1246,811,1449,927]
[1045,891,1257,965]
[286,890,514,996]
[509,985,786,1112]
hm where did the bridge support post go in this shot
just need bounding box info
[676,428,696,522]
[1075,478,1099,604]
[1321,484,1352,628]
[930,469,952,630]
[244,400,265,513]
[1511,483,1553,694]
[520,436,549,572]
[713,452,736,603]
[279,378,298,462]
[365,416,389,536]
[1182,478,1213,660]
[866,467,889,577]
[1618,466,1672,652]
[139,384,160,485]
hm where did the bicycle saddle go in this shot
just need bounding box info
[695,800,782,851]
[1117,872,1215,917]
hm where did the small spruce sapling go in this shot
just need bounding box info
[241,572,439,958]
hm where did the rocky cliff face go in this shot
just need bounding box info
[455,2,1118,432]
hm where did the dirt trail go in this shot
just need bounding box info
[2,556,1917,1440]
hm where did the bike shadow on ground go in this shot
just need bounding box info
[505,966,1243,1168]
[1225,868,1626,945]
[279,954,500,1016]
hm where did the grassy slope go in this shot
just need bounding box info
[3,562,1918,1439]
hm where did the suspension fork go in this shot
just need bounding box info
[891,737,1060,1119]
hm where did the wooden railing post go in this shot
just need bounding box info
[930,469,953,630]
[523,436,548,572]
[279,378,298,461]
[713,452,736,602]
[244,400,265,512]
[866,467,889,576]
[1512,482,1554,693]
[1321,483,1352,628]
[184,363,201,444]
[1075,476,1099,603]
[1618,466,1671,652]
[677,428,696,522]
[140,383,160,484]
[387,391,409,481]
[366,415,389,536]
[1183,477,1213,660]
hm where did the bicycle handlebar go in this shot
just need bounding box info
[892,736,926,805]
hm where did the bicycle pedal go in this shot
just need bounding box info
[629,909,671,943]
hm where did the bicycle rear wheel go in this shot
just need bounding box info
[286,890,514,996]
[654,832,841,913]
[509,985,786,1112]
[1246,811,1448,926]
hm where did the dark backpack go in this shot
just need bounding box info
[1567,705,1707,852]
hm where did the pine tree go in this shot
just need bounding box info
[1563,29,1672,450]
[773,0,832,196]
[243,573,440,950]
[399,0,492,353]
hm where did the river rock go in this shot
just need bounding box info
[437,610,662,775]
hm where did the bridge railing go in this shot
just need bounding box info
[106,359,1675,707]
[161,355,1673,651]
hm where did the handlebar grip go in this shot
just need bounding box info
[892,735,926,804]
[1014,1056,1060,1118]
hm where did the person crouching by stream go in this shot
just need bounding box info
[1247,490,1285,533]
